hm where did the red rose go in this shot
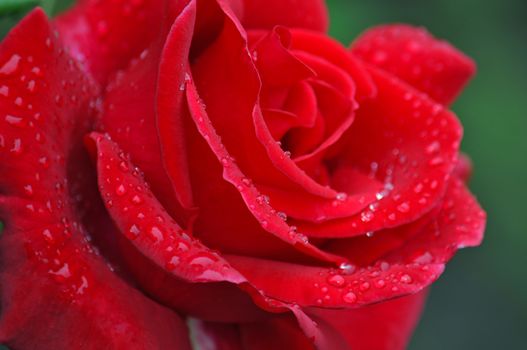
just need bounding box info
[0,0,485,349]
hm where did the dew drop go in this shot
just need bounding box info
[343,291,357,304]
[126,224,140,240]
[339,262,356,275]
[327,274,345,287]
[277,211,287,221]
[177,241,189,252]
[149,226,164,242]
[50,263,71,282]
[5,115,24,127]
[400,274,413,284]
[10,138,22,155]
[336,192,347,201]
[397,202,410,213]
[360,282,371,291]
[426,141,440,154]
[115,184,127,196]
[360,211,374,222]
[375,279,386,288]
[165,256,180,270]
[0,54,21,75]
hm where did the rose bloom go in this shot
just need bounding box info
[0,0,485,349]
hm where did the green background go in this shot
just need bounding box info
[1,0,526,349]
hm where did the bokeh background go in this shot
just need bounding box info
[1,0,526,349]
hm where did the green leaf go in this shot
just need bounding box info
[0,0,39,15]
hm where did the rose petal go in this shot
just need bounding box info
[226,254,443,308]
[101,6,194,224]
[351,24,476,105]
[0,10,191,349]
[241,0,329,32]
[310,290,428,350]
[87,132,245,284]
[297,67,462,238]
[289,29,376,101]
[156,0,197,217]
[384,178,485,264]
[165,1,348,263]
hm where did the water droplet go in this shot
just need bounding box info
[339,262,356,275]
[177,241,189,252]
[361,211,374,222]
[400,274,413,284]
[277,211,287,221]
[343,291,357,304]
[426,141,440,154]
[0,85,8,96]
[328,274,346,287]
[42,228,54,243]
[49,263,71,282]
[397,202,410,213]
[366,231,374,238]
[119,161,129,171]
[23,184,33,196]
[5,115,24,127]
[165,256,180,270]
[115,184,127,196]
[413,251,433,264]
[375,279,386,288]
[360,282,370,291]
[149,226,163,242]
[336,192,347,201]
[380,261,390,271]
[429,156,444,166]
[126,224,140,240]
[190,255,215,268]
[0,54,21,75]
[10,138,22,155]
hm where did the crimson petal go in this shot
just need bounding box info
[99,2,194,223]
[351,24,476,105]
[88,132,245,284]
[0,10,191,349]
[226,254,443,308]
[297,67,462,238]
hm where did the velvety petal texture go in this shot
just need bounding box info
[0,9,191,349]
[351,24,476,105]
[0,0,485,349]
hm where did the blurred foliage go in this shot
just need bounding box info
[1,0,526,349]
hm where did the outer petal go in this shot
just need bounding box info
[224,179,485,310]
[226,254,442,308]
[241,0,329,32]
[310,290,428,350]
[351,24,476,105]
[0,9,191,349]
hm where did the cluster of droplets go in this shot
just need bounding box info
[308,260,430,307]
